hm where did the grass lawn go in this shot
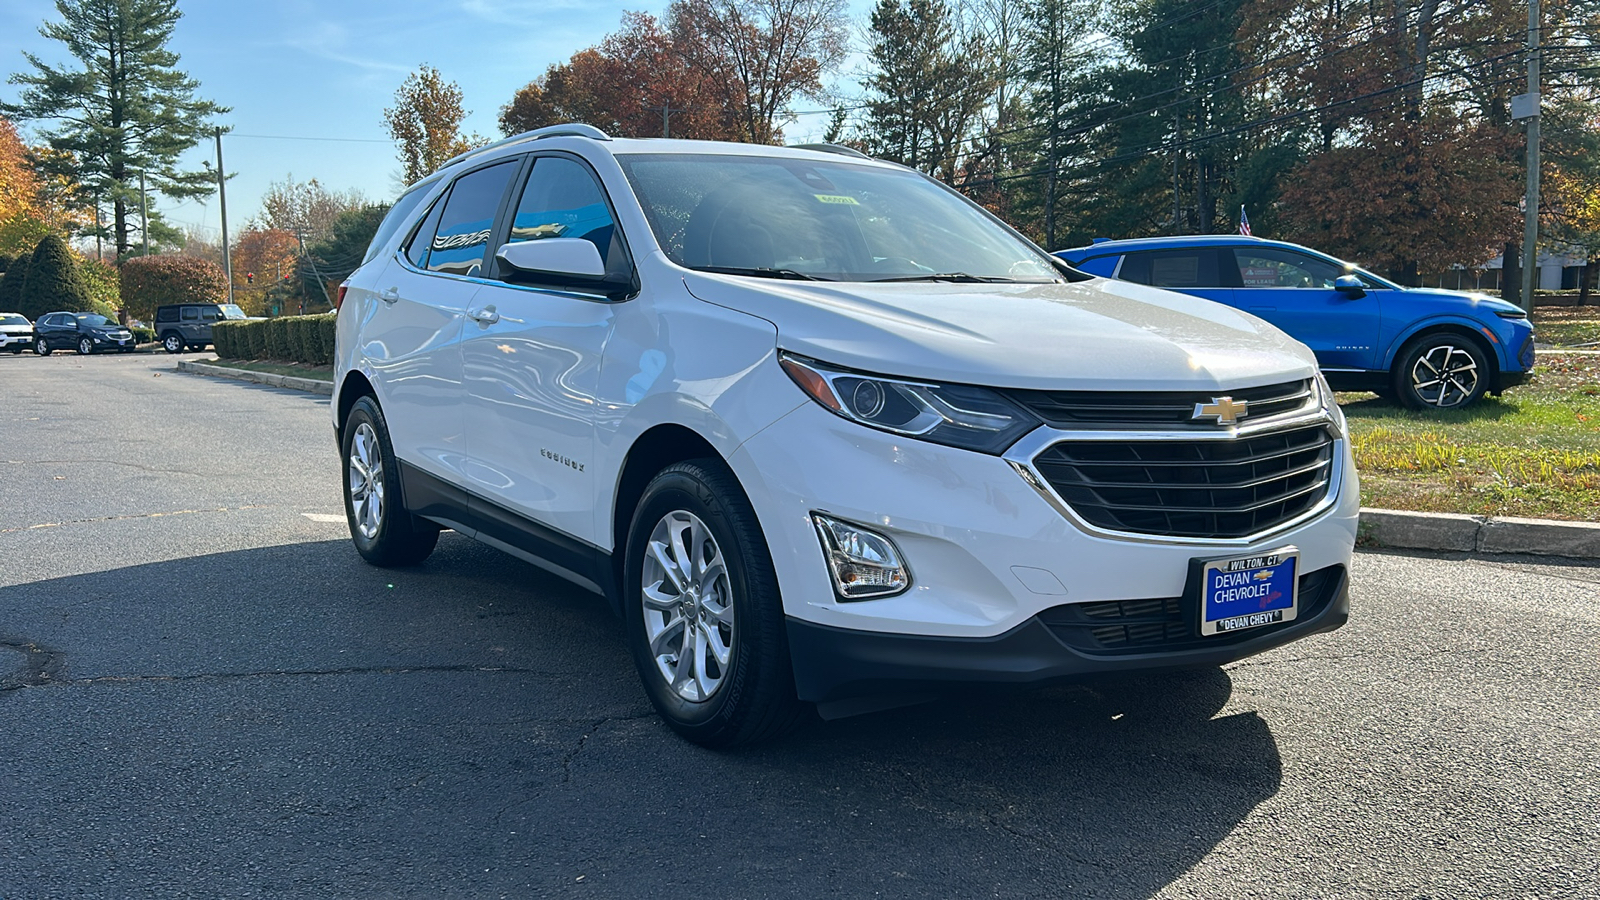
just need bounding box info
[198,357,334,380]
[1533,304,1600,347]
[1341,351,1600,520]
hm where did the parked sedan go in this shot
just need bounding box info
[1056,236,1535,410]
[32,311,137,355]
[0,313,32,353]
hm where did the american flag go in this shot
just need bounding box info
[1239,206,1252,237]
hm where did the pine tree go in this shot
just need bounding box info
[18,234,89,320]
[3,0,227,259]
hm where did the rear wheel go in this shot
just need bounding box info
[624,460,805,748]
[1394,334,1489,411]
[340,395,439,566]
[162,332,184,354]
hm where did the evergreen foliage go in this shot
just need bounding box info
[0,257,24,312]
[18,234,90,319]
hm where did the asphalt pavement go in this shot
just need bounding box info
[2,351,1596,899]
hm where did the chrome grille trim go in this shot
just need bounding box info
[1006,379,1316,430]
[1004,418,1345,546]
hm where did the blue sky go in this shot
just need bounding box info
[0,0,870,243]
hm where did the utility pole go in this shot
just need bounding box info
[215,128,233,305]
[644,103,680,138]
[1514,0,1542,312]
[139,170,149,256]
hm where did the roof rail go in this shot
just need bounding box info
[439,123,612,170]
[789,143,872,160]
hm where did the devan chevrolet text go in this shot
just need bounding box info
[333,124,1358,747]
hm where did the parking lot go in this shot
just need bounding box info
[1,351,1596,899]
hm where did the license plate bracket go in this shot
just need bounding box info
[1193,547,1299,637]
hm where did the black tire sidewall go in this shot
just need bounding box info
[34,338,49,356]
[623,463,784,743]
[1394,334,1489,410]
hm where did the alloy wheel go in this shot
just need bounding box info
[641,509,735,703]
[347,422,384,540]
[1409,344,1479,408]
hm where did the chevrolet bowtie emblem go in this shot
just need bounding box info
[1194,396,1249,425]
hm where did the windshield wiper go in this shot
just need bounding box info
[694,266,832,281]
[869,272,1015,283]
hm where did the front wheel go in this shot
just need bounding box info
[34,338,50,356]
[624,460,805,748]
[1394,334,1489,410]
[77,337,94,356]
[162,332,184,354]
[340,395,439,566]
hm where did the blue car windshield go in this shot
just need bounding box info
[616,153,1062,283]
[76,314,116,327]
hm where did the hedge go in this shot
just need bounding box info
[213,313,336,366]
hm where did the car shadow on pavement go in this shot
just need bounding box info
[0,534,1278,899]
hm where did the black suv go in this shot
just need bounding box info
[154,302,247,353]
[33,311,136,355]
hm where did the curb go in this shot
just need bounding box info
[174,361,1596,560]
[1359,508,1600,560]
[176,360,333,396]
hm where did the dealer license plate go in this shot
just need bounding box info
[1200,547,1299,636]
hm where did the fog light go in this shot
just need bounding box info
[811,513,910,601]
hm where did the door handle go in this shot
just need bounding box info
[379,287,399,303]
[468,305,500,325]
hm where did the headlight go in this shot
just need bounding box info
[779,352,1040,454]
[1313,371,1347,440]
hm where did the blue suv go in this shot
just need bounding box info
[1056,236,1535,410]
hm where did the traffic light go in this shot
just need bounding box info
[245,272,254,284]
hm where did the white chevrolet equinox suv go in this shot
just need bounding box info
[333,124,1358,747]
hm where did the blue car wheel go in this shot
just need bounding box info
[1395,333,1489,410]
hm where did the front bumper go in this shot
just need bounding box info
[0,332,31,349]
[787,564,1349,703]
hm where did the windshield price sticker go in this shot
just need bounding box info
[1201,548,1299,636]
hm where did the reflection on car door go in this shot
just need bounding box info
[1227,247,1382,371]
[370,159,519,487]
[461,155,622,547]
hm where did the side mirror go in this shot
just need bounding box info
[496,238,606,281]
[1334,275,1366,297]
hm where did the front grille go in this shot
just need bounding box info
[1007,379,1312,428]
[1038,565,1345,655]
[1033,424,1334,538]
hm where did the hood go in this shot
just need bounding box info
[683,273,1317,391]
[1401,287,1526,316]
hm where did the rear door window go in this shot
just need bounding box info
[182,307,200,321]
[1120,249,1222,288]
[422,161,519,277]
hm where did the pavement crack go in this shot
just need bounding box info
[560,713,654,784]
[0,504,274,534]
[8,664,575,690]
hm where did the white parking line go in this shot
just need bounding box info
[301,513,345,523]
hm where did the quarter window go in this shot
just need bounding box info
[405,199,445,269]
[506,157,621,271]
[423,161,519,277]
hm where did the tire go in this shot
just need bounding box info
[34,338,50,356]
[1393,333,1490,411]
[340,395,440,566]
[623,459,805,748]
[77,337,94,356]
[162,332,184,354]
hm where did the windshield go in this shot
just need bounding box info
[76,314,116,328]
[219,304,247,320]
[615,153,1062,283]
[0,314,27,326]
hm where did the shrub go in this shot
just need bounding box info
[266,316,292,360]
[245,319,269,359]
[0,258,23,312]
[19,235,90,320]
[213,320,244,358]
[0,252,12,273]
[310,312,336,365]
[130,326,154,344]
[78,257,121,319]
[119,255,227,323]
[285,315,310,362]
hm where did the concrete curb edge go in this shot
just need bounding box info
[174,361,1596,560]
[176,359,333,396]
